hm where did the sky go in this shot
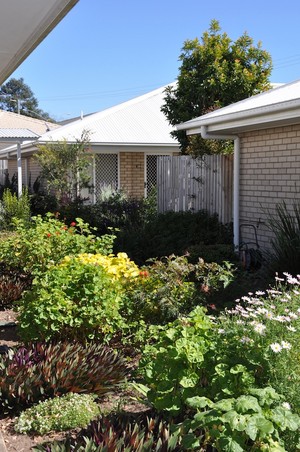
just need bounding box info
[8,0,300,121]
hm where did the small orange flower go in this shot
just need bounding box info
[46,233,51,238]
[139,270,149,278]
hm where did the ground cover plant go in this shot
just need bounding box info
[15,393,100,435]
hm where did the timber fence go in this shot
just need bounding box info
[157,154,233,224]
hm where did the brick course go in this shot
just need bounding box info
[239,124,300,251]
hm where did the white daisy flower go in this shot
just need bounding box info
[281,341,292,350]
[270,343,282,353]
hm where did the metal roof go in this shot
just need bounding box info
[177,79,300,135]
[0,128,39,140]
[0,0,79,84]
[0,110,59,134]
[37,84,179,146]
[0,110,60,150]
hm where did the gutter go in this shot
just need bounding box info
[200,126,240,251]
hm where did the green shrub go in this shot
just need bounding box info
[125,255,235,327]
[116,210,233,265]
[15,393,100,434]
[137,306,215,416]
[126,255,198,325]
[0,188,31,230]
[18,255,129,343]
[58,189,151,237]
[137,280,300,450]
[30,192,59,217]
[0,213,115,278]
[0,342,128,411]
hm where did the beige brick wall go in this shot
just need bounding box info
[239,124,300,251]
[119,152,145,198]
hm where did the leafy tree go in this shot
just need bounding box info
[162,20,273,156]
[0,77,53,121]
[34,131,93,205]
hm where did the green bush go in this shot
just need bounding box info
[58,189,152,237]
[125,255,198,325]
[0,188,31,230]
[0,342,128,411]
[30,192,58,217]
[0,213,115,278]
[137,306,215,416]
[18,255,128,343]
[15,393,100,434]
[116,210,233,265]
[125,255,235,328]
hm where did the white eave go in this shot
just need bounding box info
[0,0,79,84]
[177,79,300,136]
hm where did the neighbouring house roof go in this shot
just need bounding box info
[33,84,179,147]
[177,79,300,136]
[0,128,40,140]
[0,0,79,84]
[0,110,60,150]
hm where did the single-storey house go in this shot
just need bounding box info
[1,85,180,200]
[177,78,300,252]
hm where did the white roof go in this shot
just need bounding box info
[177,79,300,135]
[0,0,78,84]
[0,128,39,140]
[36,84,179,146]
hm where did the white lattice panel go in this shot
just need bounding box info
[94,154,118,198]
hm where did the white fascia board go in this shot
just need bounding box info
[180,98,300,136]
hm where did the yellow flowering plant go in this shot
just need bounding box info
[61,252,140,286]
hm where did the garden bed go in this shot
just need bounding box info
[0,310,146,452]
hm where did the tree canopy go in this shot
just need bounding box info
[0,77,53,121]
[161,20,273,156]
